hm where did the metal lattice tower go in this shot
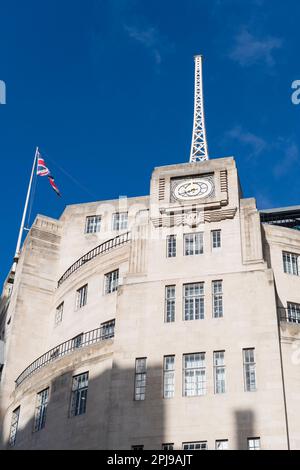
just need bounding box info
[189,55,209,162]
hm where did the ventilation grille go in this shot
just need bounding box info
[220,170,228,193]
[158,178,166,201]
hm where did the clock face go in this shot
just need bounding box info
[173,178,214,201]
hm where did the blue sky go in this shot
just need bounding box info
[0,0,300,283]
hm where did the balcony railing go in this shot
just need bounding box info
[15,325,115,388]
[58,232,130,287]
[278,307,300,325]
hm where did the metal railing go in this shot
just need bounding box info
[58,232,130,287]
[278,307,300,325]
[15,325,115,388]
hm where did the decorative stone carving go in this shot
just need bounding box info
[151,207,237,228]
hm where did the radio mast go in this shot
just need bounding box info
[189,55,209,162]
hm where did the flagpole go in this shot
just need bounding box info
[14,146,39,261]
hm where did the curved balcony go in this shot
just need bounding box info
[15,325,115,388]
[58,231,131,287]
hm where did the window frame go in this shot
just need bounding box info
[33,388,49,433]
[212,280,223,318]
[247,437,261,450]
[85,215,101,234]
[215,440,228,450]
[112,212,128,231]
[75,284,88,310]
[243,348,257,392]
[104,269,119,295]
[184,232,204,256]
[183,352,206,397]
[69,372,89,417]
[182,441,208,450]
[134,357,147,401]
[213,351,226,394]
[165,285,176,323]
[162,443,174,450]
[9,406,20,447]
[163,355,175,399]
[287,302,300,324]
[55,302,64,326]
[283,251,299,276]
[183,282,205,321]
[166,234,177,258]
[72,333,84,349]
[211,229,221,249]
[100,319,115,339]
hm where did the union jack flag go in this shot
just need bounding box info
[48,175,61,197]
[37,152,50,176]
[36,150,61,197]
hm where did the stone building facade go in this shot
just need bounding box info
[0,156,300,450]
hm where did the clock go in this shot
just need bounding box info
[172,178,214,201]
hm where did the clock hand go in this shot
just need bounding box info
[186,186,199,194]
[178,183,194,195]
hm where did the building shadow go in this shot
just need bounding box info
[234,410,255,450]
[1,363,166,450]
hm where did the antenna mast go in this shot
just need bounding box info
[189,55,209,162]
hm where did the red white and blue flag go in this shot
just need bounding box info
[37,154,50,176]
[47,175,61,197]
[36,150,61,196]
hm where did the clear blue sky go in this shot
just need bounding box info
[0,0,300,284]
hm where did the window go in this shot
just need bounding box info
[214,351,226,394]
[50,348,59,360]
[283,251,299,275]
[55,302,64,325]
[72,333,83,349]
[287,302,300,324]
[183,283,204,321]
[184,233,203,256]
[100,319,115,339]
[134,358,147,401]
[167,235,176,258]
[34,388,49,432]
[212,230,221,249]
[215,440,228,450]
[112,212,128,231]
[75,284,88,310]
[105,269,119,294]
[165,286,175,323]
[243,348,256,392]
[85,215,101,234]
[70,372,89,417]
[212,281,223,318]
[163,356,175,398]
[182,441,207,450]
[9,406,20,447]
[132,445,144,450]
[183,353,206,396]
[162,443,174,450]
[248,438,260,450]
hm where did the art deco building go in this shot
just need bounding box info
[1,58,300,450]
[0,156,300,450]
